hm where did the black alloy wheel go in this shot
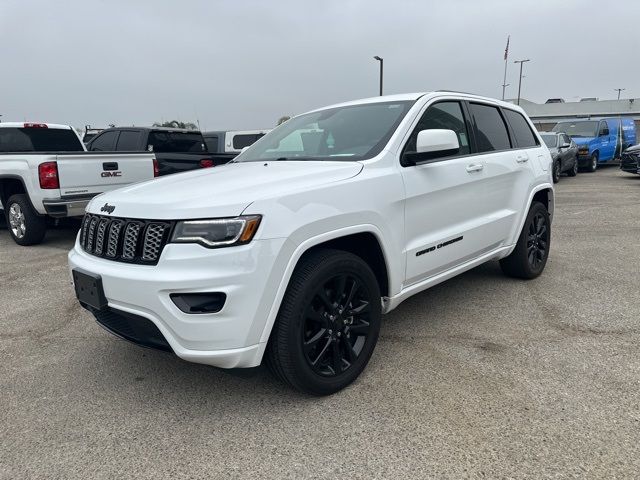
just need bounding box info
[526,212,548,270]
[302,274,371,377]
[266,249,381,395]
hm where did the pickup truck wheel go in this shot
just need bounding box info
[5,194,47,246]
[567,157,578,177]
[587,153,598,173]
[499,201,550,280]
[552,160,561,183]
[266,249,381,395]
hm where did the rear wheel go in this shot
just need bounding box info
[500,201,550,279]
[567,156,578,177]
[266,249,381,395]
[552,160,561,183]
[5,194,46,246]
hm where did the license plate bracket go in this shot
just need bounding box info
[73,269,108,311]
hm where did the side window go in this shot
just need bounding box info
[562,134,571,145]
[115,131,141,151]
[233,134,260,150]
[402,101,471,161]
[599,122,609,136]
[503,109,539,148]
[89,131,118,151]
[469,103,511,152]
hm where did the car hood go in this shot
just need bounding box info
[571,137,596,146]
[624,144,640,153]
[87,161,364,220]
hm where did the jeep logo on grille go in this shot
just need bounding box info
[100,203,116,214]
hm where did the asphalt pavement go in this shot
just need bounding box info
[1,166,639,479]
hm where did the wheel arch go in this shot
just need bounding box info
[504,184,554,257]
[257,225,393,345]
[0,175,28,207]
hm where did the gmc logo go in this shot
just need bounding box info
[101,171,122,177]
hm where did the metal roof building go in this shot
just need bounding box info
[509,98,640,132]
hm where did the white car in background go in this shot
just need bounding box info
[69,92,554,395]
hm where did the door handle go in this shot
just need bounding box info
[466,163,483,173]
[516,154,529,163]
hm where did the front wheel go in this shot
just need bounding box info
[5,194,47,246]
[266,249,381,395]
[567,157,578,177]
[552,160,561,183]
[586,152,598,173]
[500,201,550,279]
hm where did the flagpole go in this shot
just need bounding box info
[502,35,510,100]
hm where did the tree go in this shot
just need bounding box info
[276,116,291,126]
[152,120,198,130]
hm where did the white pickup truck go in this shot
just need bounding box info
[0,122,156,245]
[69,92,554,395]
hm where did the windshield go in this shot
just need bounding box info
[235,100,415,162]
[0,128,84,152]
[553,121,598,138]
[540,134,557,148]
[148,131,206,153]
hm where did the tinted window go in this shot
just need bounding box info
[599,122,609,135]
[562,134,571,145]
[504,109,539,148]
[204,135,219,153]
[115,131,142,151]
[0,128,83,152]
[402,101,470,160]
[469,103,511,152]
[236,101,415,162]
[89,131,119,151]
[148,131,206,153]
[232,134,265,150]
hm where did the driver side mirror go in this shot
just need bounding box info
[560,142,571,148]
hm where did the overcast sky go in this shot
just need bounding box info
[1,0,638,131]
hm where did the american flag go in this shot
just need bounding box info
[504,35,510,61]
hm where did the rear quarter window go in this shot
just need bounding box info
[503,109,540,148]
[0,128,84,152]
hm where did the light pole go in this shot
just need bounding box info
[373,56,383,96]
[513,59,530,106]
[614,88,625,100]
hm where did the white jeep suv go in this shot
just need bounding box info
[69,92,554,395]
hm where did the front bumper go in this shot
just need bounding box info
[620,153,640,174]
[68,236,288,368]
[43,196,96,217]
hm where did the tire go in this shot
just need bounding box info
[586,152,598,173]
[552,159,561,183]
[265,249,382,395]
[567,156,578,177]
[500,201,550,280]
[5,194,47,246]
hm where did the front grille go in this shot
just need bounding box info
[79,213,173,265]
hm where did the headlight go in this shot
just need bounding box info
[171,215,261,248]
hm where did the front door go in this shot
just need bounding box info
[400,100,503,286]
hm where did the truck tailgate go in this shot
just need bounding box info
[56,153,155,196]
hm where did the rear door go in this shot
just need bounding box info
[56,153,155,196]
[464,103,532,249]
[400,99,499,285]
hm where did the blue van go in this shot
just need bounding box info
[552,118,637,172]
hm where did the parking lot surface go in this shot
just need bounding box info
[1,167,639,479]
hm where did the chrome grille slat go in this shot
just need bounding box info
[122,223,142,260]
[106,221,123,258]
[79,214,172,265]
[94,218,109,255]
[142,224,167,262]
